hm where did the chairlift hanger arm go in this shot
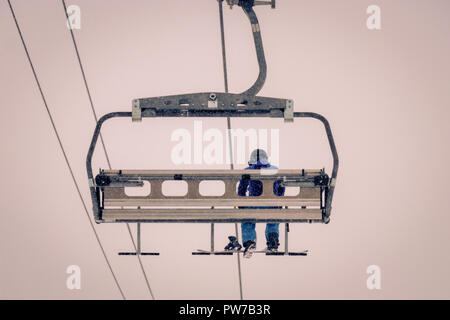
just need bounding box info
[239,3,267,96]
[223,0,275,96]
[128,0,276,121]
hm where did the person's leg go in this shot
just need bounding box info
[241,223,256,244]
[242,222,257,258]
[265,223,280,250]
[265,223,279,241]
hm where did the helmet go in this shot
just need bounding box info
[248,149,269,165]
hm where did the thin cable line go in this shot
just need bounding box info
[61,0,155,300]
[125,224,155,299]
[218,0,244,301]
[7,0,125,300]
[61,0,111,169]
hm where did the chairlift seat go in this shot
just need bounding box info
[95,169,328,223]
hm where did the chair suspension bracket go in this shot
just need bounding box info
[131,93,295,122]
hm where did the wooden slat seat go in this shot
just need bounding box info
[96,169,326,223]
[101,208,323,223]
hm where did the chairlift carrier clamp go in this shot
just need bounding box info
[86,0,339,255]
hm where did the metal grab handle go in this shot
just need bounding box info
[86,112,131,220]
[294,112,339,222]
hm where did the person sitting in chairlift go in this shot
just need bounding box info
[224,149,285,258]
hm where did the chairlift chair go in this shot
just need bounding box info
[86,0,339,256]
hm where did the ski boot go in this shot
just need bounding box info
[266,232,279,252]
[224,236,242,251]
[243,240,257,259]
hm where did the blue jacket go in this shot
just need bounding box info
[237,161,285,208]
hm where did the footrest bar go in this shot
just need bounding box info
[192,250,308,256]
[118,252,160,256]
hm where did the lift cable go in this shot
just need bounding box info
[217,0,244,301]
[61,0,155,300]
[60,0,111,169]
[7,0,125,300]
